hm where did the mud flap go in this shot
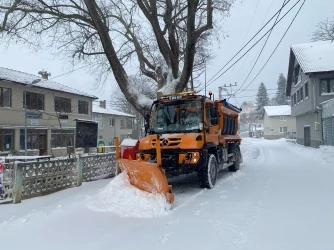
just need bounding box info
[117,159,174,204]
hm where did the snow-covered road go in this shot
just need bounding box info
[1,138,334,250]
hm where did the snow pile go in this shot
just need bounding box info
[87,172,171,218]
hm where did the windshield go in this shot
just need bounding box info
[151,100,202,133]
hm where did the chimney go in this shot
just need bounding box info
[38,70,51,79]
[99,100,106,109]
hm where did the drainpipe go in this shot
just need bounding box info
[311,74,321,146]
[311,74,316,111]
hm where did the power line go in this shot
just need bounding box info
[49,63,98,80]
[233,0,287,96]
[233,92,276,99]
[227,0,261,79]
[200,0,301,91]
[235,0,306,96]
[234,0,275,80]
[203,0,292,87]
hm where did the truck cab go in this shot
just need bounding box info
[137,91,242,189]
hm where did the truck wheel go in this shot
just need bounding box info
[198,154,218,189]
[228,144,241,172]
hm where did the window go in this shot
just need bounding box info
[294,64,301,85]
[293,94,296,106]
[297,90,300,103]
[78,100,88,114]
[120,119,124,128]
[0,129,14,151]
[305,82,309,98]
[300,87,303,101]
[108,138,114,146]
[51,129,74,148]
[92,113,103,129]
[0,87,11,107]
[109,117,115,127]
[280,116,287,121]
[279,127,288,133]
[126,118,132,129]
[20,129,47,150]
[54,96,71,113]
[23,91,44,110]
[320,78,334,94]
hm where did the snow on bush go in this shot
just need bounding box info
[86,171,171,218]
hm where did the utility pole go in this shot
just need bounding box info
[218,82,237,100]
[204,62,207,96]
[225,82,237,96]
[24,79,41,156]
[218,86,223,100]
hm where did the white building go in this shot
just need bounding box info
[92,101,135,146]
[263,105,296,139]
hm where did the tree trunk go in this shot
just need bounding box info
[84,0,150,115]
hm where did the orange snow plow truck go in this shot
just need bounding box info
[115,91,242,204]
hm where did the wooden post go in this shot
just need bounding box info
[114,137,120,175]
[76,156,84,186]
[13,163,23,204]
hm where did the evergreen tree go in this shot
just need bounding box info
[256,82,269,119]
[275,73,288,105]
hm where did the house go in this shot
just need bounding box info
[240,101,257,114]
[263,105,296,139]
[286,40,334,147]
[0,67,97,156]
[240,100,262,133]
[92,101,135,147]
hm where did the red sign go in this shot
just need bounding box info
[0,163,3,174]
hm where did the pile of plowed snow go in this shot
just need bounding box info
[87,171,171,218]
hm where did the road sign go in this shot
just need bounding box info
[26,112,42,119]
[31,119,39,126]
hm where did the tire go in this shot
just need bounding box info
[198,154,218,189]
[228,144,241,172]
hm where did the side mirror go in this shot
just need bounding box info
[144,113,151,136]
[144,113,150,130]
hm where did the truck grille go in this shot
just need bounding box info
[152,138,181,147]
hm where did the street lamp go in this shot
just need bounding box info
[24,79,42,156]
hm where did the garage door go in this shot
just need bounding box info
[322,117,334,146]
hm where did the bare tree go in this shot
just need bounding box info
[312,17,334,42]
[240,111,260,134]
[111,76,157,139]
[0,0,233,115]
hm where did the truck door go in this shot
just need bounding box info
[205,103,219,145]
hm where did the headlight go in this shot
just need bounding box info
[136,153,146,160]
[192,152,200,163]
[184,152,200,163]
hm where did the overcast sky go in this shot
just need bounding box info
[0,0,333,107]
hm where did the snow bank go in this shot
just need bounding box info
[87,172,171,218]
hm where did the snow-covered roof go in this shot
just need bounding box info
[241,101,257,107]
[0,67,97,99]
[291,40,334,73]
[120,139,139,146]
[92,105,135,118]
[264,105,291,116]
